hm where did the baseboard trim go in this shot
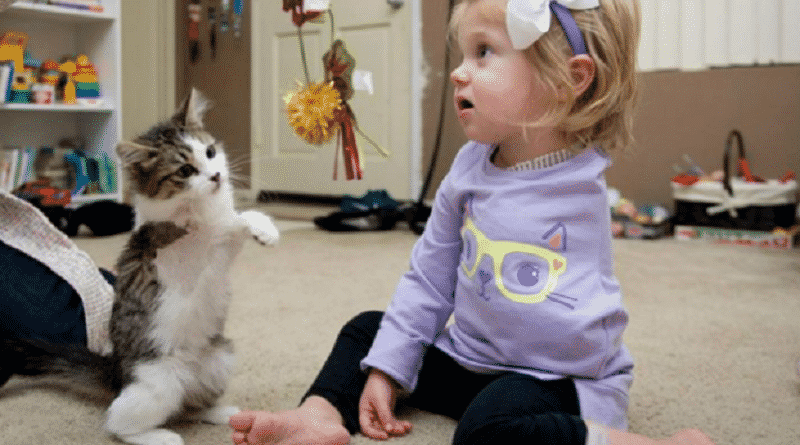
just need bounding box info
[257,191,342,206]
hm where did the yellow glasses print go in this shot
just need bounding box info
[460,216,567,304]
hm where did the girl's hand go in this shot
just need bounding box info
[358,369,413,440]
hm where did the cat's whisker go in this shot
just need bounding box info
[229,173,269,191]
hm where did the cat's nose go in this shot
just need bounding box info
[210,172,221,183]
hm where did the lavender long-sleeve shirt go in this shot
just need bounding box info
[361,142,634,429]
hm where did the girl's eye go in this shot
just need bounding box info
[477,44,492,58]
[206,145,216,159]
[177,164,198,178]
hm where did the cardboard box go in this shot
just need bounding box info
[674,225,799,250]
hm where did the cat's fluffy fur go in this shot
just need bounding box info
[0,88,279,445]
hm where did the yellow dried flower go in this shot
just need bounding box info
[284,81,342,145]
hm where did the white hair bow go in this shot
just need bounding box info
[506,0,600,50]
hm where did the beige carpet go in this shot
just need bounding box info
[1,223,799,445]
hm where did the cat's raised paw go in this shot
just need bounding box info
[240,210,280,246]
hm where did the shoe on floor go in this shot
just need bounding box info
[314,208,402,232]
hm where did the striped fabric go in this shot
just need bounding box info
[0,192,113,355]
[500,147,578,172]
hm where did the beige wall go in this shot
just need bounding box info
[607,66,800,209]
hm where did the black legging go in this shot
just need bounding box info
[0,240,115,345]
[304,311,588,444]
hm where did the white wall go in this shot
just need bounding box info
[638,0,800,71]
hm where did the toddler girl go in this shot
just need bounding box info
[230,1,715,444]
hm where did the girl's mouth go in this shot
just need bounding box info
[458,98,474,111]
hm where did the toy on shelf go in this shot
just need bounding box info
[59,57,77,104]
[32,59,60,104]
[0,31,28,73]
[39,59,61,86]
[48,1,104,13]
[0,31,32,103]
[9,65,34,103]
[73,54,102,106]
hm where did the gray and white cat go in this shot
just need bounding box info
[1,88,279,445]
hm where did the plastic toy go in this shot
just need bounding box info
[0,31,28,73]
[73,54,101,105]
[31,83,55,104]
[59,58,77,104]
[9,66,34,103]
[13,178,71,207]
[39,59,61,86]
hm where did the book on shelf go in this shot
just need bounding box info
[0,149,18,192]
[0,146,36,193]
[0,146,116,198]
[46,0,104,12]
[0,62,12,104]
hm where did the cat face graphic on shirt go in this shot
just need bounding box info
[459,204,577,309]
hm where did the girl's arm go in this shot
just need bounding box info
[360,149,468,393]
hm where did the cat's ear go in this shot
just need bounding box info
[542,222,567,252]
[116,141,158,167]
[172,87,212,131]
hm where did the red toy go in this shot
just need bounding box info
[14,179,71,207]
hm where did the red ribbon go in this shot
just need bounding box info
[282,0,323,27]
[333,105,362,180]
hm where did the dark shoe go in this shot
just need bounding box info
[314,208,402,232]
[340,190,400,213]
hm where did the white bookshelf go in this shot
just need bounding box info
[0,0,122,207]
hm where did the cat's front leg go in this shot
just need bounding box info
[238,210,280,246]
[190,405,241,425]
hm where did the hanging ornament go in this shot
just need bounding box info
[281,0,389,180]
[208,6,217,59]
[220,0,230,33]
[187,0,201,64]
[282,0,325,27]
[233,0,244,39]
[284,81,342,146]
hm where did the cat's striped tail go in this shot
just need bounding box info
[0,338,123,394]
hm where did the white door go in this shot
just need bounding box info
[251,0,414,199]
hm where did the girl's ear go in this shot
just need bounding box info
[568,54,596,96]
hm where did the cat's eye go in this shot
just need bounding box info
[206,145,216,159]
[177,164,198,178]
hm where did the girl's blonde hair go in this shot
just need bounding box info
[450,0,641,153]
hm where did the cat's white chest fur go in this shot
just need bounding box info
[150,226,241,354]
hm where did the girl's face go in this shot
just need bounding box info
[450,0,556,149]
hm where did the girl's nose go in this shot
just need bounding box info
[451,65,469,86]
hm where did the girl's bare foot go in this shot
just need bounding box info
[230,397,350,445]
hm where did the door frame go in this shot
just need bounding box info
[154,1,176,124]
[155,0,423,202]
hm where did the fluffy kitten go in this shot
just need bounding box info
[1,88,279,445]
